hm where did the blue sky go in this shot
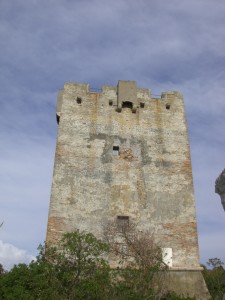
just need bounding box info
[0,0,225,269]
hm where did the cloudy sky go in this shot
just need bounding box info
[0,0,225,270]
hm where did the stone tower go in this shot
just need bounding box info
[47,80,209,299]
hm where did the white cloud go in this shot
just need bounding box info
[0,240,36,271]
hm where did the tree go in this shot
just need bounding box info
[0,264,5,277]
[104,221,168,299]
[202,258,225,300]
[0,229,198,299]
[46,230,110,299]
[0,231,110,300]
[207,257,224,269]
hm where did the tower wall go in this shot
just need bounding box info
[47,81,210,299]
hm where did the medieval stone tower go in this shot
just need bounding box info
[47,80,209,299]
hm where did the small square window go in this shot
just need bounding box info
[117,216,129,232]
[113,146,119,156]
[77,97,82,104]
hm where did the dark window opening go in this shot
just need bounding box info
[140,102,145,108]
[122,101,133,109]
[109,100,113,106]
[166,103,170,110]
[77,97,82,104]
[117,216,129,232]
[113,146,119,156]
[56,114,60,124]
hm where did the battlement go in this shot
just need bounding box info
[56,80,183,124]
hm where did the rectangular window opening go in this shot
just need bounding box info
[122,101,133,109]
[117,216,129,232]
[77,97,82,104]
[113,146,120,156]
[166,103,170,110]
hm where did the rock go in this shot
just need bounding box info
[215,169,225,211]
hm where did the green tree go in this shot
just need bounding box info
[0,264,5,276]
[207,257,224,269]
[0,230,198,300]
[0,231,110,300]
[202,258,225,300]
[48,231,110,299]
[0,256,62,299]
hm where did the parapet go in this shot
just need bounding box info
[56,80,184,122]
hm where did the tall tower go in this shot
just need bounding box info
[47,81,209,299]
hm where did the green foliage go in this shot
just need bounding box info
[110,268,157,300]
[0,230,201,300]
[50,231,110,299]
[206,257,224,269]
[0,231,110,300]
[0,259,61,299]
[202,257,225,300]
[0,264,5,276]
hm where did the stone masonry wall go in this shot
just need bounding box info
[47,81,201,270]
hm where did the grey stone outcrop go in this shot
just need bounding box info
[215,169,225,211]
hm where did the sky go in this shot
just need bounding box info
[0,0,225,270]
